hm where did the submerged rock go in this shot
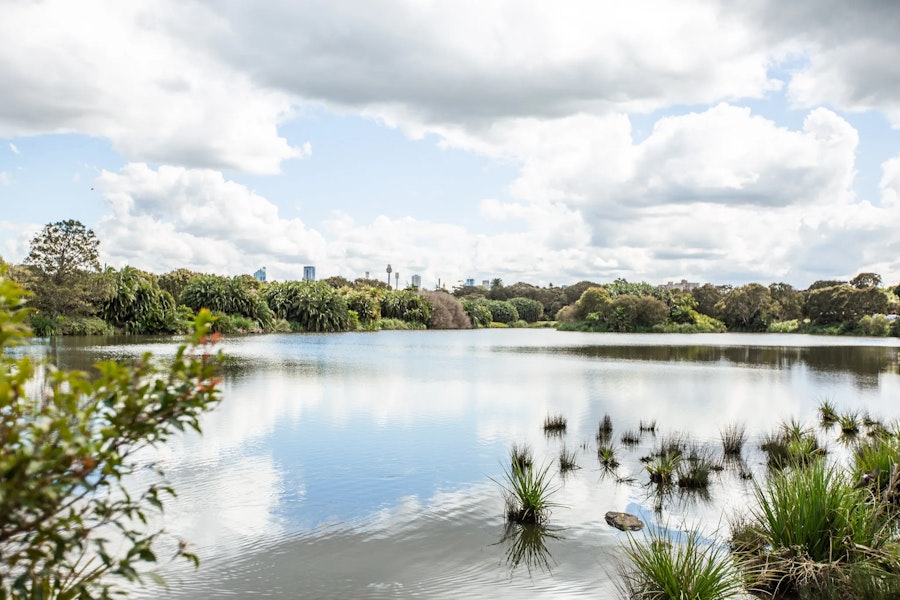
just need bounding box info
[605,511,644,531]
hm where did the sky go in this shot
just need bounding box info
[2,1,900,289]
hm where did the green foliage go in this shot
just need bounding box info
[562,280,602,305]
[858,314,890,336]
[180,274,273,330]
[264,280,351,333]
[767,319,800,333]
[0,273,223,599]
[380,289,433,325]
[850,272,882,289]
[102,266,184,334]
[157,269,203,303]
[618,527,746,600]
[715,283,778,331]
[508,297,543,323]
[321,275,352,289]
[769,282,804,321]
[805,285,890,326]
[668,293,698,324]
[461,298,490,326]
[739,460,896,594]
[343,288,382,325]
[487,300,519,324]
[493,462,559,525]
[574,287,611,320]
[691,283,725,318]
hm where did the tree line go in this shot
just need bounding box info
[4,220,900,337]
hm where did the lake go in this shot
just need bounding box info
[39,330,900,598]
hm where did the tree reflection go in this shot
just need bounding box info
[496,521,564,575]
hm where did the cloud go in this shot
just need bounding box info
[0,0,304,173]
[0,172,10,186]
[95,164,327,277]
[8,143,18,155]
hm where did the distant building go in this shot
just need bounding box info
[253,267,267,282]
[659,279,700,292]
[482,280,490,288]
[303,266,316,281]
[411,274,422,289]
[465,278,475,287]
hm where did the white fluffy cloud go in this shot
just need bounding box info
[95,164,327,278]
[0,0,303,173]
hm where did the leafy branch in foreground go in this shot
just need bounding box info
[0,270,224,599]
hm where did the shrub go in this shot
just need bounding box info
[488,300,519,324]
[462,298,492,327]
[0,272,223,598]
[420,290,471,329]
[509,297,544,323]
[264,280,351,333]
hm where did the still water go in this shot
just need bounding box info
[41,330,900,598]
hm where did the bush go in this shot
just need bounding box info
[859,314,890,336]
[462,298,492,328]
[488,300,519,324]
[420,290,471,329]
[509,297,544,323]
[0,273,223,598]
[264,280,351,333]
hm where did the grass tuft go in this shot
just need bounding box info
[639,419,657,433]
[598,444,619,469]
[558,447,579,472]
[617,527,747,600]
[720,423,747,457]
[543,413,567,435]
[510,442,533,472]
[492,461,559,525]
[621,430,641,446]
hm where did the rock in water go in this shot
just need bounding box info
[605,511,644,531]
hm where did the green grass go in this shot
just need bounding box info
[509,443,533,472]
[646,450,682,485]
[598,444,619,468]
[761,419,824,469]
[677,446,718,490]
[819,399,839,426]
[736,458,897,595]
[492,462,559,525]
[838,410,861,435]
[618,527,747,600]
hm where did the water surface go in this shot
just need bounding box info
[38,330,900,598]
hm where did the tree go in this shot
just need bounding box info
[0,271,223,598]
[264,280,351,332]
[487,300,519,324]
[574,287,611,320]
[715,283,777,331]
[849,272,882,289]
[691,284,724,318]
[102,266,183,334]
[462,298,492,327]
[509,297,544,323]
[420,290,471,329]
[768,282,803,321]
[158,268,203,303]
[23,220,110,318]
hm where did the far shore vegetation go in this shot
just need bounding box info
[4,219,900,338]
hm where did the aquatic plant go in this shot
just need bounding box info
[598,444,619,469]
[819,399,839,426]
[509,442,533,472]
[677,446,718,490]
[621,430,640,446]
[735,459,899,596]
[493,462,559,525]
[720,423,747,457]
[838,410,861,435]
[646,450,682,485]
[639,419,657,433]
[543,413,567,435]
[597,414,614,442]
[761,419,824,469]
[558,447,579,472]
[852,436,900,495]
[617,527,747,600]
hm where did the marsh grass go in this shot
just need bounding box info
[492,461,559,525]
[819,399,839,427]
[621,430,641,446]
[597,414,614,443]
[598,444,619,468]
[510,443,533,472]
[677,446,718,490]
[558,447,579,472]
[761,419,824,469]
[853,436,900,494]
[720,423,747,457]
[647,450,682,485]
[497,522,563,574]
[617,527,747,600]
[838,411,861,435]
[735,459,898,595]
[639,419,657,434]
[544,413,567,435]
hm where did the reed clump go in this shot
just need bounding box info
[543,413,567,435]
[617,527,746,600]
[598,444,619,469]
[761,419,824,469]
[510,442,533,472]
[621,430,640,446]
[558,447,578,473]
[493,461,559,525]
[720,423,747,457]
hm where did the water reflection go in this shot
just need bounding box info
[25,330,900,598]
[495,522,564,574]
